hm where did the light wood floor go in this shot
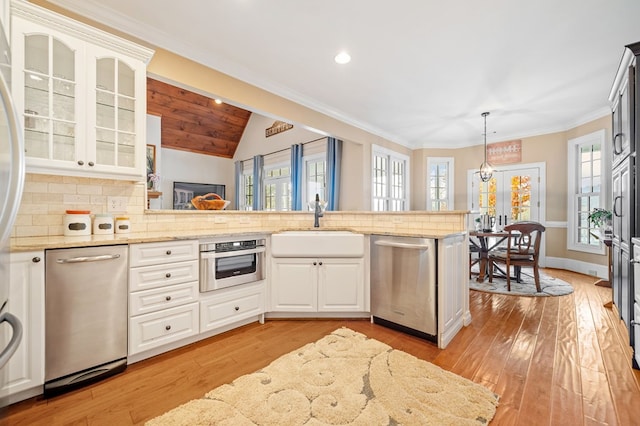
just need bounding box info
[3,269,640,425]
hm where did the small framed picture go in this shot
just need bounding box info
[146,144,156,176]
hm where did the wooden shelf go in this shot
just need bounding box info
[147,191,162,208]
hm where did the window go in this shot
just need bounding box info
[241,172,253,210]
[264,165,291,211]
[372,145,410,211]
[567,130,606,254]
[304,154,326,208]
[426,157,454,211]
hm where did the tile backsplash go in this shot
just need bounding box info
[13,174,467,238]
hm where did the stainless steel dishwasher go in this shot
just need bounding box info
[45,245,128,396]
[370,235,437,341]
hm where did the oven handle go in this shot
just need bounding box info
[201,246,265,259]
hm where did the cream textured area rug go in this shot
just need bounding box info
[146,328,499,425]
[470,267,574,297]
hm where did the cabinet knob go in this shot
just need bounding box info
[165,295,172,301]
[166,250,172,255]
[88,161,95,167]
[165,325,171,331]
[77,160,84,166]
[234,306,239,311]
[32,256,41,263]
[319,261,323,265]
[313,262,317,265]
[165,272,172,278]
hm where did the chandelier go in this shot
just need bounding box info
[479,112,493,182]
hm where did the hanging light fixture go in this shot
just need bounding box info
[479,111,493,182]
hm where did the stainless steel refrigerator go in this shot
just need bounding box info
[0,17,26,384]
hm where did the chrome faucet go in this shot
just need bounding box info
[313,193,324,228]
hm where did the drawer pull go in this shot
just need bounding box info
[165,325,171,331]
[165,296,172,301]
[234,306,240,311]
[165,272,172,278]
[166,250,172,255]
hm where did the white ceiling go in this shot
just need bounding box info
[47,0,640,149]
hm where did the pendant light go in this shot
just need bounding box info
[479,111,493,182]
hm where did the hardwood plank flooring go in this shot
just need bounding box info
[3,269,640,425]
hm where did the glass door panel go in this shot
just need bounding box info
[23,34,76,162]
[472,167,540,228]
[95,58,136,168]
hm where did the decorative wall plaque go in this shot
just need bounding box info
[487,139,522,165]
[265,120,294,137]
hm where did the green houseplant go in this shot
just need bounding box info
[588,208,612,235]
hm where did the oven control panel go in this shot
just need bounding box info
[200,238,266,253]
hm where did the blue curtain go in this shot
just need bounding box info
[252,155,264,211]
[234,161,242,210]
[290,144,303,210]
[326,138,342,211]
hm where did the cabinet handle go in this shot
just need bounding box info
[165,295,172,301]
[313,262,317,265]
[165,325,171,331]
[613,133,623,155]
[77,160,84,166]
[32,257,41,263]
[234,306,239,311]
[613,196,622,217]
[88,161,95,167]
[166,250,172,255]
[165,272,171,278]
[319,261,323,265]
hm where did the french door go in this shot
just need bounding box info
[469,166,541,228]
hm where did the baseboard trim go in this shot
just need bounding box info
[546,256,607,279]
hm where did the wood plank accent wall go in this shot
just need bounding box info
[146,78,252,158]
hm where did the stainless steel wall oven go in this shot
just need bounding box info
[200,236,265,292]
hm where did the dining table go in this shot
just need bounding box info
[469,229,511,282]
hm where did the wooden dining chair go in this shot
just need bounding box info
[488,221,546,292]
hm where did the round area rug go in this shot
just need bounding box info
[470,268,573,297]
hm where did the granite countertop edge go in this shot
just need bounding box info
[10,229,468,251]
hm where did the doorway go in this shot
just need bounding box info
[467,162,546,264]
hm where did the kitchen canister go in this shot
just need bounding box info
[115,216,131,234]
[64,210,91,236]
[93,214,114,235]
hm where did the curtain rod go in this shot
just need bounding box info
[240,136,329,163]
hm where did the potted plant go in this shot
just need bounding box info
[588,208,612,236]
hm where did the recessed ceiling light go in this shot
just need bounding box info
[214,99,223,104]
[334,51,351,65]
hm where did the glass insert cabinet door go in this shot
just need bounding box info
[472,167,540,227]
[94,57,136,168]
[21,31,78,163]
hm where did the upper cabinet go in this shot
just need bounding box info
[10,1,154,180]
[610,42,638,168]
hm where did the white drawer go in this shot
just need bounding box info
[129,240,198,267]
[129,281,199,316]
[129,302,199,355]
[200,282,265,332]
[129,260,199,291]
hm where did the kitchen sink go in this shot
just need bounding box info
[270,231,364,257]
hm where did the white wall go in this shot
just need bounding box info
[233,113,325,161]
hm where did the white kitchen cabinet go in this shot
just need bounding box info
[437,234,469,349]
[270,257,365,313]
[0,251,44,407]
[11,1,153,180]
[200,281,265,333]
[128,240,199,357]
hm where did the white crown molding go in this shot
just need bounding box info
[13,0,153,62]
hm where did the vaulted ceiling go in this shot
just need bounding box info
[48,0,640,148]
[146,78,251,159]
